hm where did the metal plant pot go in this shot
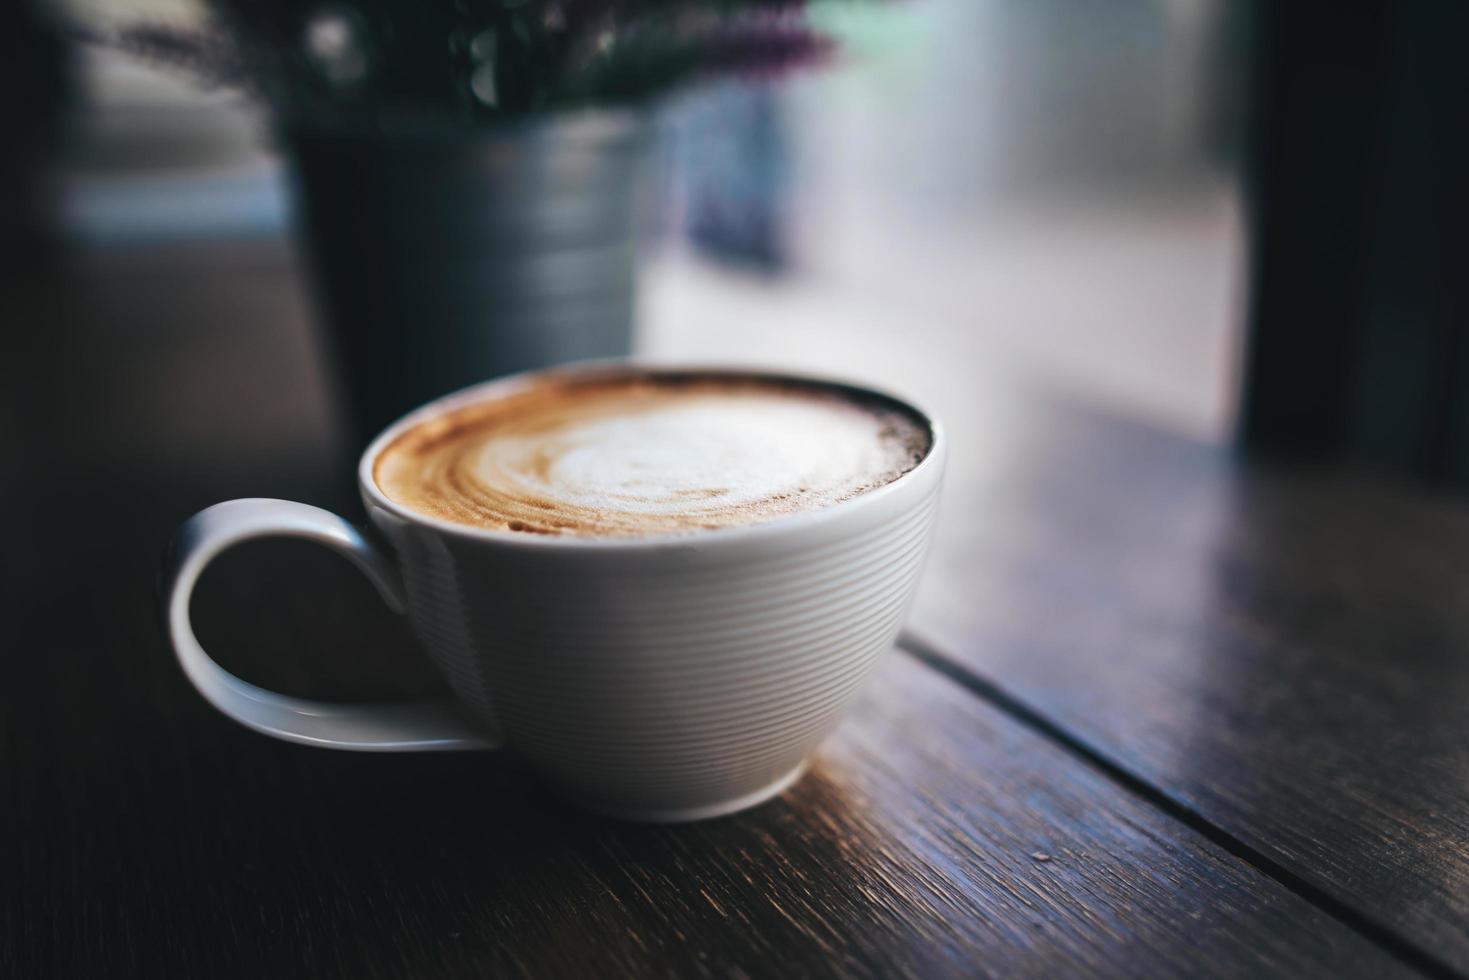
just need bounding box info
[287,109,650,444]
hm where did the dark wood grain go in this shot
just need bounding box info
[911,394,1469,973]
[1,243,1432,978]
[3,536,1419,979]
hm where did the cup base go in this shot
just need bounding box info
[557,761,811,824]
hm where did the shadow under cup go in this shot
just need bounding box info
[166,365,945,823]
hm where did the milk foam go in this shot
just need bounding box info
[374,376,929,537]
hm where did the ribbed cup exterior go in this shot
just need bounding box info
[364,380,945,818]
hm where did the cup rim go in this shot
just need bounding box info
[358,359,946,551]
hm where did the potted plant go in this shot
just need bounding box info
[116,2,836,442]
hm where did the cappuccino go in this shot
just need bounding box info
[373,371,930,537]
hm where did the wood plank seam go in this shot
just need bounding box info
[895,631,1463,980]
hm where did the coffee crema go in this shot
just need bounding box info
[373,372,931,538]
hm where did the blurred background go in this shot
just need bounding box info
[5,0,1251,495]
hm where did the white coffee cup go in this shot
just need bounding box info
[164,364,946,821]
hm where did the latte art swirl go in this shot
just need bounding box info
[374,374,930,537]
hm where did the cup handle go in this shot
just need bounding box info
[163,498,494,751]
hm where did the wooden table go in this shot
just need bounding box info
[4,243,1468,979]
